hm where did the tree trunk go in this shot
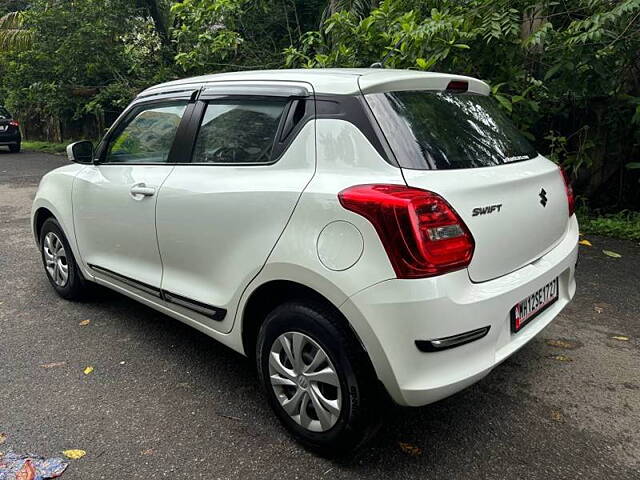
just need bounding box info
[328,0,338,16]
[137,0,181,63]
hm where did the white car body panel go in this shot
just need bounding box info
[31,164,86,260]
[31,69,579,410]
[73,165,175,287]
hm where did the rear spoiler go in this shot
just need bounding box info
[358,72,490,96]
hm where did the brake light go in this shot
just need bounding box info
[446,80,468,93]
[338,184,475,278]
[9,121,19,127]
[560,168,575,216]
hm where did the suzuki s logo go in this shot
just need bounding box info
[539,188,548,207]
[472,204,502,217]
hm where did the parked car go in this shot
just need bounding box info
[0,106,21,153]
[31,69,578,455]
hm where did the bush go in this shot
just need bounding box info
[578,209,640,241]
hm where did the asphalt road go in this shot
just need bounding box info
[1,150,639,479]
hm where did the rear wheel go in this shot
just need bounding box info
[39,217,88,300]
[9,142,20,153]
[256,301,383,456]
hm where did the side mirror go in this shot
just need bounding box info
[67,140,94,164]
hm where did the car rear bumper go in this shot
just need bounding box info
[340,215,579,407]
[0,132,21,145]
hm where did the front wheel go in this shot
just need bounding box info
[39,217,88,300]
[256,301,383,456]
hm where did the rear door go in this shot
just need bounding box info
[73,96,193,290]
[365,90,570,282]
[156,83,316,333]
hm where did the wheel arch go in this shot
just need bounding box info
[31,196,92,281]
[240,279,367,363]
[33,206,56,243]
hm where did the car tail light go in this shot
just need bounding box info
[9,121,19,127]
[338,184,475,278]
[560,168,575,217]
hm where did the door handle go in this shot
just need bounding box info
[130,183,156,198]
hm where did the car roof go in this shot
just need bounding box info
[139,68,490,97]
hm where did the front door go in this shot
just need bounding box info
[73,100,190,289]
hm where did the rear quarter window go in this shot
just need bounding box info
[365,91,537,170]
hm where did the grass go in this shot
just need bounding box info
[21,140,70,155]
[577,208,640,242]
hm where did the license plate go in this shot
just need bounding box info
[511,277,559,333]
[0,126,6,132]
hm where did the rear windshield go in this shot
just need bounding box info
[0,107,11,119]
[365,91,537,170]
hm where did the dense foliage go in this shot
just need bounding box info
[171,0,326,71]
[0,0,638,208]
[0,0,173,139]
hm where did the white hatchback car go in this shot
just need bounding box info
[32,69,578,454]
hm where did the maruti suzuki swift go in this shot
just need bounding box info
[31,69,578,454]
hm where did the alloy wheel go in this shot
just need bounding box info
[43,232,69,287]
[268,331,342,432]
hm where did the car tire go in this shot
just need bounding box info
[39,217,88,300]
[9,142,20,153]
[256,300,383,456]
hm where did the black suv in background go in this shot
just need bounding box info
[0,106,21,153]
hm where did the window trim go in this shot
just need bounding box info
[198,83,311,100]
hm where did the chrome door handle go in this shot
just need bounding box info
[130,183,156,198]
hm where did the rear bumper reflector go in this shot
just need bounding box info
[415,326,490,352]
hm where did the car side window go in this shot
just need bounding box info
[192,99,288,164]
[104,102,188,164]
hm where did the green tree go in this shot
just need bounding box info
[0,0,28,17]
[1,0,172,141]
[171,0,326,74]
[284,0,640,204]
